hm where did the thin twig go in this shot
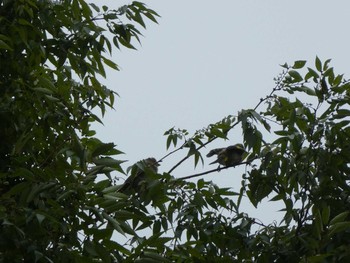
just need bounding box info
[164,69,290,176]
[175,160,252,181]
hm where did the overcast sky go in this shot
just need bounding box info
[92,0,350,223]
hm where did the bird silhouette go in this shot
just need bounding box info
[207,144,245,167]
[118,157,160,195]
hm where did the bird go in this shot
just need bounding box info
[206,144,246,167]
[118,157,160,195]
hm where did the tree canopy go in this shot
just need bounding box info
[1,0,350,262]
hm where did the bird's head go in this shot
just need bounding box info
[145,157,160,167]
[228,144,246,153]
[235,143,245,149]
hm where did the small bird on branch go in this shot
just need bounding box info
[206,144,246,167]
[118,157,160,195]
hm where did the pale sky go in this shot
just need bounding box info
[92,0,350,223]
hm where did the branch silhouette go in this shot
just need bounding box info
[161,68,289,175]
[175,160,254,181]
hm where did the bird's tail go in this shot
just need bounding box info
[209,159,219,165]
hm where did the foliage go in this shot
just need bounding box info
[118,57,350,262]
[1,0,350,262]
[0,0,159,261]
[160,57,350,262]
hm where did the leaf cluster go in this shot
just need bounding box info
[159,57,350,262]
[0,0,158,262]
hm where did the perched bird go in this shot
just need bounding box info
[118,157,160,195]
[207,144,245,167]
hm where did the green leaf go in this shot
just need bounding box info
[322,206,330,225]
[133,10,146,28]
[307,254,332,263]
[305,67,319,81]
[153,220,161,235]
[274,130,290,136]
[93,157,124,167]
[32,87,54,95]
[143,11,159,24]
[210,127,228,139]
[27,182,57,203]
[328,222,350,237]
[315,56,322,72]
[288,70,303,82]
[303,86,317,96]
[102,212,125,235]
[323,58,332,71]
[104,240,131,256]
[261,119,271,132]
[91,143,116,157]
[333,74,343,87]
[292,60,307,69]
[193,151,203,167]
[269,193,284,202]
[0,39,13,50]
[313,207,323,238]
[166,135,172,149]
[0,34,12,42]
[280,62,289,69]
[39,76,56,90]
[142,251,170,262]
[95,242,112,263]
[329,211,349,225]
[89,3,100,12]
[333,109,350,119]
[102,57,119,70]
[119,36,136,50]
[78,0,92,18]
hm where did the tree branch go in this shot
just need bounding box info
[175,160,252,181]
